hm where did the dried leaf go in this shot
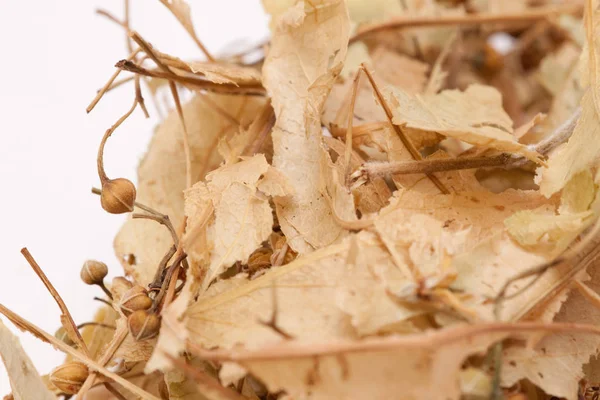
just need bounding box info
[262,0,351,253]
[115,94,263,286]
[0,319,55,400]
[184,155,276,288]
[536,1,600,196]
[388,84,543,163]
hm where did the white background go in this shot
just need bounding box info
[0,0,268,394]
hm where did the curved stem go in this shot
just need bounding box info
[97,98,137,184]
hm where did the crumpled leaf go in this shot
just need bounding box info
[388,84,543,163]
[0,319,56,400]
[501,249,600,400]
[184,155,278,289]
[535,0,600,197]
[262,0,352,253]
[115,94,264,286]
[506,168,597,257]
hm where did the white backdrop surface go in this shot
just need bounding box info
[0,0,268,394]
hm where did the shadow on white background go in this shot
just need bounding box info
[0,0,268,394]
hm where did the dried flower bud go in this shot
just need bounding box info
[110,276,133,300]
[128,310,160,341]
[49,361,89,394]
[80,260,108,285]
[101,178,136,214]
[120,285,153,316]
[54,327,75,347]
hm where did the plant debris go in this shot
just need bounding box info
[4,0,600,399]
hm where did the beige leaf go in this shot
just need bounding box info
[538,43,581,97]
[185,242,356,350]
[502,260,600,400]
[262,0,351,253]
[0,319,56,400]
[115,94,263,286]
[535,1,600,196]
[506,160,597,257]
[227,325,510,400]
[389,84,542,163]
[184,155,273,289]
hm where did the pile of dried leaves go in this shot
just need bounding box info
[5,0,600,399]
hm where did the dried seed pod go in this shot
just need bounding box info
[110,276,133,300]
[54,327,75,347]
[128,310,160,341]
[80,260,108,286]
[101,178,136,214]
[120,285,153,316]
[49,361,89,394]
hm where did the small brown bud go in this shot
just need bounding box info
[49,361,89,394]
[128,310,160,341]
[80,260,108,285]
[110,276,133,300]
[54,327,75,347]
[120,285,153,316]
[101,178,136,214]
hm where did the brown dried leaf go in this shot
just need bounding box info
[0,319,55,400]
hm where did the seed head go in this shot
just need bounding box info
[101,178,136,214]
[120,285,153,316]
[80,260,108,285]
[49,362,89,394]
[128,310,161,341]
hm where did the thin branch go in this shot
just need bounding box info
[350,3,583,43]
[344,71,361,184]
[149,245,177,291]
[77,321,129,397]
[132,213,178,247]
[101,75,135,93]
[0,304,159,400]
[93,297,113,307]
[87,48,141,113]
[97,98,138,183]
[115,59,265,95]
[356,107,581,180]
[20,248,89,355]
[92,187,176,240]
[359,64,450,194]
[135,75,150,118]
